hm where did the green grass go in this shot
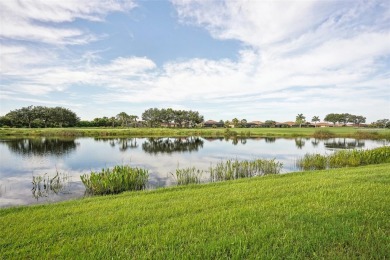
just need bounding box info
[297,146,390,170]
[1,164,389,258]
[81,165,149,195]
[1,126,389,139]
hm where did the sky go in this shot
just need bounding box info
[0,0,389,123]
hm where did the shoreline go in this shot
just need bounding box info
[1,127,390,139]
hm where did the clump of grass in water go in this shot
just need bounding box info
[296,146,390,170]
[172,167,203,185]
[328,146,390,168]
[81,165,149,195]
[31,171,70,199]
[209,159,283,182]
[296,154,327,171]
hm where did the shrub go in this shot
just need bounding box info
[313,129,335,139]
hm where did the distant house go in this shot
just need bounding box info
[275,122,290,128]
[316,122,333,127]
[203,120,224,128]
[283,121,297,127]
[247,121,263,128]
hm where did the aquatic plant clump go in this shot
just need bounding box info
[296,146,390,170]
[328,146,390,168]
[172,167,203,185]
[81,165,149,195]
[209,159,283,182]
[296,154,328,171]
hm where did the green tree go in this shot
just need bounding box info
[311,116,320,128]
[0,116,12,127]
[324,113,339,126]
[232,118,239,128]
[117,112,130,127]
[34,106,53,128]
[295,114,306,128]
[51,107,79,127]
[110,117,117,127]
[339,113,351,126]
[354,115,366,127]
[375,119,389,128]
[142,108,162,127]
[240,119,247,128]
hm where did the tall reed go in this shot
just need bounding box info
[209,159,283,182]
[81,165,149,195]
[172,167,203,185]
[31,171,70,199]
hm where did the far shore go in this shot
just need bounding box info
[1,127,390,139]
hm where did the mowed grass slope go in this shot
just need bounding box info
[1,164,390,258]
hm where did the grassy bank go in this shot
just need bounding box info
[1,164,389,258]
[1,126,389,139]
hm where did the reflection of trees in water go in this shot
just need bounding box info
[324,139,365,149]
[94,138,138,151]
[142,137,204,154]
[295,138,306,149]
[231,137,248,145]
[265,137,276,143]
[2,138,78,156]
[311,138,320,147]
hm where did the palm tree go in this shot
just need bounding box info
[311,116,320,128]
[295,114,306,128]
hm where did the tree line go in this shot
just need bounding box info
[1,106,388,129]
[0,106,204,128]
[0,106,79,128]
[78,108,204,128]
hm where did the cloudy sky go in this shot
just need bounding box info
[1,0,389,122]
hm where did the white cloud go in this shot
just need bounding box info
[1,0,389,122]
[0,0,136,45]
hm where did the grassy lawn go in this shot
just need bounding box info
[1,164,389,258]
[1,126,389,139]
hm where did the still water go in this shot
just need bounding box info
[0,137,388,207]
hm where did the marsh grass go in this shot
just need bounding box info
[81,165,149,195]
[353,131,380,139]
[297,146,390,170]
[31,171,70,199]
[296,154,328,171]
[210,159,283,182]
[172,167,203,185]
[328,146,390,168]
[313,129,336,139]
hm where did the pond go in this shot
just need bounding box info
[0,137,388,207]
